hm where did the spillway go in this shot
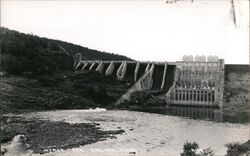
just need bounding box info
[162,65,175,93]
[151,64,165,91]
[112,62,122,77]
[123,63,137,83]
[137,64,147,80]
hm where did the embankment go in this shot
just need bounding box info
[0,71,131,113]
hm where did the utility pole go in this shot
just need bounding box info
[231,0,237,27]
[0,110,2,156]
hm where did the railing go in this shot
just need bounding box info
[78,59,176,65]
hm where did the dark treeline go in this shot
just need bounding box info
[0,27,131,75]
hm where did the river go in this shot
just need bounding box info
[2,108,246,156]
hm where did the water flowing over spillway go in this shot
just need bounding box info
[4,109,247,156]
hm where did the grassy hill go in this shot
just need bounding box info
[0,27,131,75]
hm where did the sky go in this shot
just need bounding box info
[1,0,249,64]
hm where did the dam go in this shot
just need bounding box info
[74,54,224,108]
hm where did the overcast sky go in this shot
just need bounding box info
[1,0,249,64]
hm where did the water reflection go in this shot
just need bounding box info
[164,106,249,124]
[165,106,223,122]
[129,105,249,123]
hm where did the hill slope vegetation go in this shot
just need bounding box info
[0,27,131,75]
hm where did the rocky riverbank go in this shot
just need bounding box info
[0,70,130,155]
[1,114,124,155]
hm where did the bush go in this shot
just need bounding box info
[180,141,250,156]
[181,142,214,156]
[199,147,214,156]
[225,142,249,156]
[181,141,199,156]
[0,53,23,74]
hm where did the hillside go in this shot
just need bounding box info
[0,27,133,113]
[0,27,131,75]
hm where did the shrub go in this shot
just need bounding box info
[181,141,199,156]
[181,142,215,156]
[225,142,249,156]
[0,53,23,74]
[199,147,214,156]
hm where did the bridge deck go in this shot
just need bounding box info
[80,60,176,65]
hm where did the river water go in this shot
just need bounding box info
[5,108,244,156]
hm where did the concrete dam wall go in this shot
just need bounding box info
[224,65,250,115]
[74,55,225,108]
